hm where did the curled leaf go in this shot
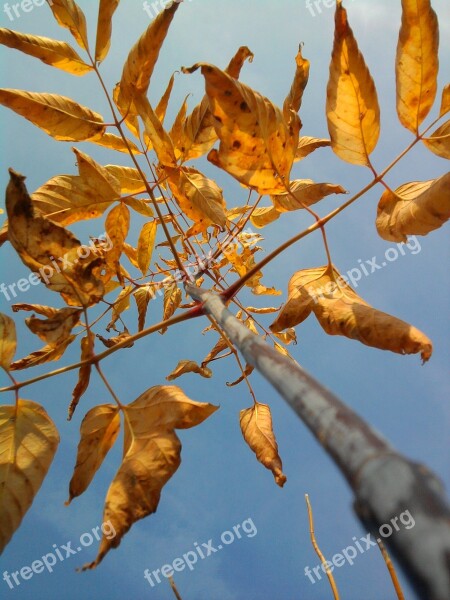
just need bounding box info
[68,335,94,420]
[95,0,120,63]
[376,173,450,242]
[271,179,347,212]
[270,265,433,362]
[166,360,212,381]
[0,400,59,553]
[47,0,89,51]
[240,402,286,487]
[422,120,450,160]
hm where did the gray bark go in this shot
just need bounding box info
[186,283,450,600]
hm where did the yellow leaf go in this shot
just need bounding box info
[166,360,212,381]
[0,313,16,369]
[202,336,228,367]
[114,3,179,136]
[250,206,280,229]
[273,328,297,346]
[161,285,182,333]
[169,95,189,157]
[227,364,254,387]
[133,286,155,331]
[422,120,450,160]
[185,63,300,194]
[135,95,177,167]
[271,179,347,212]
[95,0,120,63]
[82,386,217,569]
[25,307,81,347]
[376,173,450,241]
[439,84,450,118]
[10,335,76,371]
[90,132,141,155]
[246,306,281,315]
[270,265,433,362]
[0,399,59,553]
[283,45,310,118]
[137,221,157,276]
[178,46,254,162]
[68,335,94,421]
[0,29,93,75]
[240,402,286,487]
[107,286,132,331]
[165,166,227,234]
[396,0,439,133]
[6,169,106,307]
[124,198,154,217]
[105,165,146,194]
[105,203,130,275]
[295,136,331,161]
[67,404,120,503]
[47,0,89,51]
[0,89,105,141]
[156,72,176,123]
[326,1,380,165]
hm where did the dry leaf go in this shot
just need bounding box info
[0,313,16,369]
[295,136,331,161]
[166,360,212,381]
[271,179,347,212]
[68,335,94,421]
[135,95,177,167]
[95,0,120,63]
[396,0,439,133]
[137,221,157,276]
[10,335,76,371]
[6,169,106,307]
[250,206,280,229]
[376,173,450,241]
[283,45,310,118]
[133,286,155,331]
[67,404,120,503]
[25,307,81,347]
[47,0,89,51]
[83,386,217,569]
[0,89,105,141]
[184,63,300,194]
[422,120,450,160]
[439,84,450,118]
[0,29,93,75]
[0,399,59,553]
[240,402,286,487]
[114,3,179,137]
[326,1,380,165]
[90,132,141,155]
[227,364,254,387]
[105,203,130,276]
[270,265,433,362]
[156,72,176,123]
[161,285,182,333]
[105,165,147,194]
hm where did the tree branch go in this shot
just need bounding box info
[185,283,450,600]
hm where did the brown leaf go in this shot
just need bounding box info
[184,63,300,194]
[0,29,93,75]
[227,364,254,387]
[396,0,439,133]
[95,0,120,63]
[161,285,182,333]
[47,0,89,51]
[270,265,433,362]
[166,360,212,381]
[0,400,59,553]
[0,89,105,141]
[67,404,120,503]
[105,203,130,276]
[82,386,217,569]
[0,313,16,369]
[240,402,286,487]
[12,303,59,318]
[68,335,94,421]
[326,1,380,165]
[422,120,450,160]
[283,45,310,118]
[6,170,106,307]
[25,307,81,347]
[376,173,450,241]
[133,286,155,331]
[271,179,347,212]
[10,335,76,371]
[97,330,134,349]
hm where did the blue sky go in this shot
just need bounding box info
[0,1,449,599]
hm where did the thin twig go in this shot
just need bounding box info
[377,539,405,600]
